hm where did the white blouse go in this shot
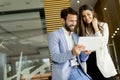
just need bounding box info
[86,22,117,78]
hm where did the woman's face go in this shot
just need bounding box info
[82,10,94,24]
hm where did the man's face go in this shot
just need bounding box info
[64,14,77,32]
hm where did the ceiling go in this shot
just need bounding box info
[0,0,98,61]
[70,0,97,12]
[0,0,47,61]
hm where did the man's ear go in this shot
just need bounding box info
[60,18,65,24]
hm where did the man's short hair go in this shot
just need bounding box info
[60,7,78,20]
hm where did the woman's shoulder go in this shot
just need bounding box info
[98,22,108,30]
[98,22,108,26]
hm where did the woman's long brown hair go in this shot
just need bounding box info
[76,4,103,36]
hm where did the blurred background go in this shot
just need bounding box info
[0,0,119,80]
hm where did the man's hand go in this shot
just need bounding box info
[72,44,85,56]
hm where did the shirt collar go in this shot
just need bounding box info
[62,27,73,36]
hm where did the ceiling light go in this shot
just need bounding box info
[77,0,80,3]
[117,28,119,30]
[115,31,117,33]
[111,36,114,38]
[104,8,107,10]
[113,33,115,36]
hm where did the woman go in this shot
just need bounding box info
[77,4,117,80]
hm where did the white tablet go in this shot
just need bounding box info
[78,37,103,50]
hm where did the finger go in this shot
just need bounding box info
[77,45,85,49]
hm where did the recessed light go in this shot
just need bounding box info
[115,31,117,33]
[111,36,114,38]
[104,8,107,10]
[117,28,119,30]
[113,33,115,36]
[77,0,80,3]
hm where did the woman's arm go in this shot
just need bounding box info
[95,23,109,44]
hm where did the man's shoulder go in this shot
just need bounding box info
[48,28,62,36]
[72,32,79,37]
[51,27,62,32]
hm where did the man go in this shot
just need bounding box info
[48,7,92,80]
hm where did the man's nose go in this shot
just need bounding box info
[73,21,77,25]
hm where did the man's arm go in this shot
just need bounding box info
[48,32,73,63]
[79,52,89,62]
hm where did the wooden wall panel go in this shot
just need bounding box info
[44,0,70,33]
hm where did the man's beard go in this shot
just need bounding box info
[64,23,74,32]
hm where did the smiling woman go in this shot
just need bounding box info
[77,4,117,80]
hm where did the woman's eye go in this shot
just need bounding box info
[87,14,90,16]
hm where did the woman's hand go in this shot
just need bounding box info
[83,50,92,55]
[92,18,99,32]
